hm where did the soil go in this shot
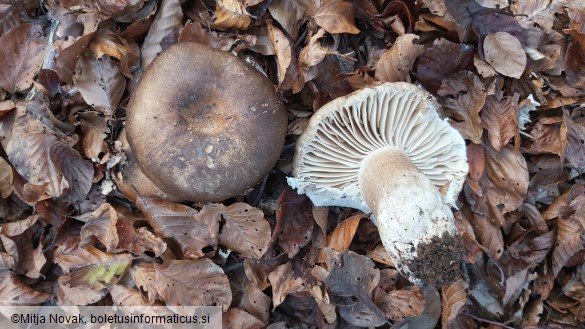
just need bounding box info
[406,232,466,288]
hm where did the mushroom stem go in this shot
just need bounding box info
[359,147,459,285]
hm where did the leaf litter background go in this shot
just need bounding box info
[0,0,584,328]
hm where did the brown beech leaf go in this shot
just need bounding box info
[552,217,585,276]
[314,0,360,34]
[472,213,504,260]
[240,282,271,323]
[0,157,14,198]
[563,110,585,173]
[523,120,563,155]
[483,32,527,78]
[268,0,312,40]
[140,0,183,69]
[90,30,140,79]
[0,270,51,305]
[116,218,167,257]
[212,0,253,31]
[267,22,292,86]
[441,278,468,328]
[54,33,96,84]
[414,38,475,93]
[376,287,425,322]
[367,243,394,266]
[0,235,18,270]
[223,308,265,329]
[73,52,126,114]
[268,262,305,309]
[481,94,520,151]
[213,203,272,259]
[298,28,329,83]
[154,259,232,310]
[136,195,220,259]
[131,262,162,303]
[78,111,109,162]
[109,284,163,307]
[275,187,314,258]
[438,71,486,144]
[375,34,424,83]
[5,108,94,202]
[0,215,38,237]
[485,144,529,216]
[326,213,365,252]
[77,203,119,252]
[0,24,47,93]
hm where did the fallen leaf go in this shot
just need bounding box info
[438,71,486,144]
[213,203,272,259]
[483,32,527,78]
[212,0,253,31]
[375,34,424,83]
[0,24,47,93]
[131,262,162,304]
[90,30,140,79]
[78,111,109,162]
[481,93,520,151]
[0,235,18,270]
[136,195,219,259]
[268,0,312,40]
[376,287,425,322]
[268,262,305,309]
[77,203,119,252]
[73,52,126,114]
[140,0,183,69]
[552,217,585,276]
[240,282,271,323]
[314,0,360,34]
[109,284,161,307]
[267,22,292,86]
[562,110,585,173]
[0,157,13,198]
[326,213,364,252]
[154,259,232,310]
[0,270,51,305]
[298,28,330,84]
[441,278,468,328]
[274,187,314,258]
[472,213,504,260]
[223,308,265,329]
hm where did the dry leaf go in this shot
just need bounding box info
[314,0,360,34]
[73,52,126,114]
[0,270,51,305]
[223,308,265,329]
[438,71,486,144]
[240,282,271,323]
[140,0,183,69]
[131,262,161,304]
[78,111,109,162]
[326,214,364,252]
[376,287,425,321]
[0,157,13,198]
[154,259,232,310]
[441,278,468,328]
[90,30,140,79]
[375,34,424,82]
[136,195,220,259]
[213,203,272,259]
[481,93,520,151]
[298,28,329,83]
[483,32,527,78]
[562,110,585,173]
[268,262,305,309]
[109,284,160,307]
[274,187,314,258]
[267,22,292,86]
[0,24,47,93]
[213,0,253,31]
[472,213,504,260]
[78,203,119,252]
[268,0,311,40]
[552,217,584,276]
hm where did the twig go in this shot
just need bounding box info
[462,312,515,329]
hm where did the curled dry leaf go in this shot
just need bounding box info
[116,218,167,257]
[267,22,292,86]
[552,217,585,276]
[213,203,272,259]
[471,213,504,260]
[154,259,232,311]
[131,262,161,304]
[0,24,47,93]
[240,282,271,323]
[109,284,162,307]
[441,278,468,328]
[213,0,253,31]
[0,270,52,306]
[375,34,424,83]
[376,287,425,322]
[78,111,109,162]
[73,52,126,114]
[268,0,311,40]
[438,71,486,144]
[483,32,527,78]
[0,235,18,270]
[268,262,305,309]
[326,213,365,253]
[140,0,183,69]
[135,195,220,259]
[298,28,329,84]
[562,110,585,173]
[481,93,520,151]
[314,0,360,34]
[223,308,265,329]
[0,157,13,198]
[78,203,119,252]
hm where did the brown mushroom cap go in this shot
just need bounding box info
[126,43,287,202]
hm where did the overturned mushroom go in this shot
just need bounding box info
[126,42,288,202]
[288,82,468,286]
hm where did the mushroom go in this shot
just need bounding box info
[287,82,468,286]
[126,42,288,202]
